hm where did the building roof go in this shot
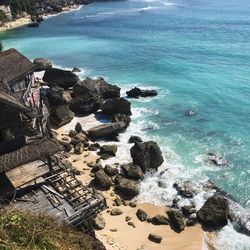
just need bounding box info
[0,80,28,111]
[0,138,63,173]
[0,49,36,85]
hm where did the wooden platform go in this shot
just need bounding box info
[8,156,107,231]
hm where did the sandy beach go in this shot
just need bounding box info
[0,17,31,32]
[55,118,205,250]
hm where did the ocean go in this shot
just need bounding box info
[1,0,250,248]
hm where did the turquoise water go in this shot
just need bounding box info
[1,0,250,209]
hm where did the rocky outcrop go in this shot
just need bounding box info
[121,164,144,180]
[115,177,139,198]
[167,209,185,233]
[88,122,126,139]
[94,169,113,190]
[112,113,131,127]
[73,77,120,99]
[33,58,52,71]
[43,68,80,89]
[126,87,158,98]
[197,197,229,229]
[130,141,164,173]
[100,145,117,157]
[101,98,131,115]
[46,85,68,106]
[173,181,199,198]
[128,136,143,143]
[69,95,100,115]
[50,104,74,127]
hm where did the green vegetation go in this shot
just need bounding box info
[0,42,3,52]
[5,0,36,19]
[0,10,7,21]
[0,209,103,250]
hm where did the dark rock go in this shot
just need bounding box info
[100,145,117,157]
[64,143,73,153]
[74,133,88,144]
[148,233,162,244]
[101,98,131,115]
[72,67,81,73]
[112,113,131,127]
[114,197,122,206]
[130,141,164,173]
[115,177,139,198]
[151,215,169,225]
[167,209,185,233]
[100,154,113,160]
[110,208,123,216]
[88,122,127,138]
[74,144,82,155]
[91,164,103,173]
[73,77,120,99]
[186,215,197,227]
[208,153,227,166]
[46,85,65,106]
[126,87,158,98]
[104,165,119,177]
[43,68,80,89]
[88,143,100,151]
[75,122,82,133]
[129,201,137,208]
[125,216,132,222]
[50,105,74,127]
[127,221,136,228]
[128,136,143,144]
[136,209,147,222]
[197,197,229,229]
[94,169,113,190]
[181,206,196,217]
[69,130,77,137]
[121,164,144,180]
[33,58,52,71]
[69,95,100,115]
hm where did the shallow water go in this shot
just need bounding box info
[1,0,250,247]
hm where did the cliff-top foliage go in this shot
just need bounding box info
[0,209,103,250]
[1,0,35,18]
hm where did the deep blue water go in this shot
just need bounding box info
[1,0,250,210]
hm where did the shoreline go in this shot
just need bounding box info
[0,4,81,33]
[55,118,205,250]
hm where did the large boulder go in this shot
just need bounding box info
[130,141,164,173]
[167,209,185,233]
[136,209,147,222]
[33,58,52,71]
[43,68,80,89]
[197,197,229,229]
[73,77,120,99]
[100,145,117,157]
[88,122,126,138]
[50,105,74,127]
[112,113,131,127]
[101,98,132,115]
[121,164,144,180]
[148,233,162,244]
[69,95,100,115]
[115,177,139,198]
[151,215,169,225]
[126,87,158,98]
[94,169,113,190]
[46,85,65,106]
[173,181,200,198]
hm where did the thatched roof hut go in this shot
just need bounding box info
[0,48,36,85]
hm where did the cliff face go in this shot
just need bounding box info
[0,5,12,24]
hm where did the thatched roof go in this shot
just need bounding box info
[0,49,36,85]
[0,138,63,173]
[0,80,28,111]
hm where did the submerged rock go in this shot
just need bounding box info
[43,67,80,89]
[197,196,229,229]
[208,153,227,166]
[126,87,158,98]
[130,141,164,173]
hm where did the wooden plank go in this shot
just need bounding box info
[6,160,49,188]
